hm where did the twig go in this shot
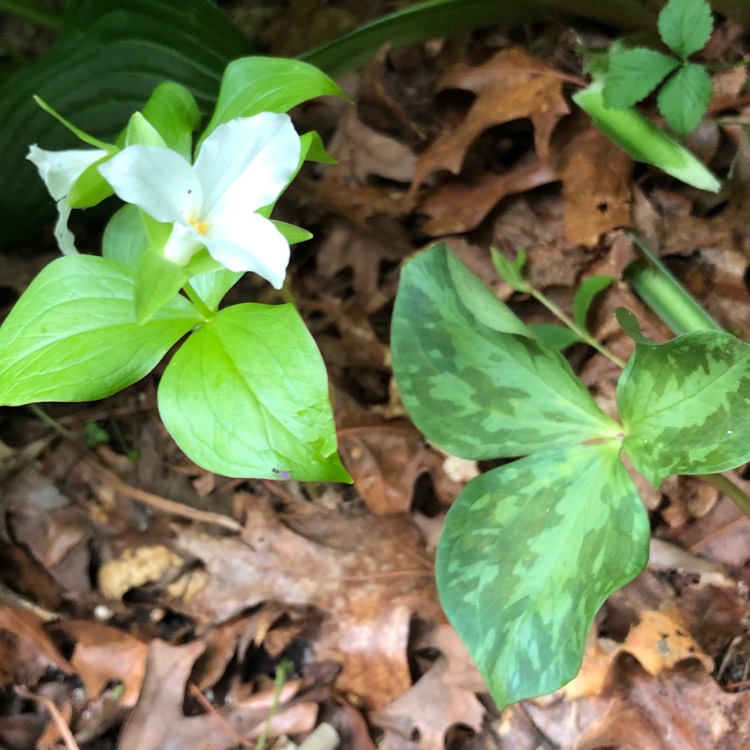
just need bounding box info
[15,687,79,750]
[189,683,254,748]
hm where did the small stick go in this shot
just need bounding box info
[188,683,254,748]
[15,687,80,750]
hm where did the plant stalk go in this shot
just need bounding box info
[182,283,213,320]
[0,0,63,31]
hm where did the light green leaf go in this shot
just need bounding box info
[528,323,583,351]
[140,81,200,160]
[102,204,147,267]
[658,63,712,136]
[186,268,242,313]
[573,79,720,192]
[135,248,191,323]
[0,255,202,405]
[200,57,346,145]
[271,221,313,245]
[603,48,678,109]
[124,112,168,148]
[573,275,613,330]
[158,303,351,482]
[658,0,713,58]
[490,247,529,293]
[618,329,750,486]
[391,245,620,459]
[436,442,649,709]
[301,130,337,164]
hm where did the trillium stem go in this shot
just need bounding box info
[703,474,750,520]
[183,283,213,320]
[527,288,627,369]
[0,0,62,30]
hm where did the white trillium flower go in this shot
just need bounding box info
[27,145,108,255]
[98,113,301,289]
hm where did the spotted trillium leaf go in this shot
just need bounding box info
[618,325,750,486]
[391,244,620,459]
[436,442,649,709]
[158,303,351,482]
[0,255,202,405]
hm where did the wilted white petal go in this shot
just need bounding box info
[27,145,107,200]
[195,114,300,215]
[52,199,78,255]
[99,146,202,223]
[202,212,290,288]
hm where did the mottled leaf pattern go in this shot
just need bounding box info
[392,245,620,459]
[436,442,649,709]
[618,330,750,486]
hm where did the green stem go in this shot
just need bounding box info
[528,288,627,369]
[183,283,213,320]
[703,474,750,520]
[0,0,63,31]
[254,662,290,750]
[27,404,73,440]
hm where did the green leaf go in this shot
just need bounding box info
[271,221,314,245]
[200,57,346,145]
[391,245,620,459]
[602,48,678,109]
[158,303,351,482]
[135,248,191,324]
[102,205,148,267]
[436,442,649,709]
[0,0,248,248]
[490,247,529,293]
[67,156,115,209]
[573,79,720,192]
[0,256,202,405]
[618,329,750,486]
[140,82,200,160]
[301,130,337,164]
[658,63,712,136]
[528,323,583,351]
[573,275,613,330]
[186,268,242,313]
[124,112,168,148]
[658,0,713,58]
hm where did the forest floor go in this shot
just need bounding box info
[1,2,750,749]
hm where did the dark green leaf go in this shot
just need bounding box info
[573,275,613,330]
[658,0,713,58]
[603,48,678,109]
[0,256,202,405]
[437,442,649,709]
[158,303,351,482]
[657,63,712,135]
[391,245,620,459]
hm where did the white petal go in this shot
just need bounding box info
[202,212,290,288]
[163,223,203,266]
[195,113,300,215]
[53,199,79,255]
[98,146,202,223]
[27,145,107,200]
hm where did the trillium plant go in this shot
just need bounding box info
[392,244,750,710]
[0,57,351,482]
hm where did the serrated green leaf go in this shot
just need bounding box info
[436,442,648,709]
[140,82,200,160]
[102,205,147,267]
[573,79,720,192]
[528,323,583,351]
[391,245,620,459]
[135,248,191,324]
[658,0,713,58]
[603,48,678,109]
[199,57,346,145]
[490,247,529,293]
[158,303,351,482]
[0,256,202,405]
[573,275,613,330]
[618,330,750,486]
[658,63,712,135]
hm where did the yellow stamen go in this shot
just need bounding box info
[188,214,209,235]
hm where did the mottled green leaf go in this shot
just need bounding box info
[391,245,620,459]
[0,256,202,405]
[658,0,713,58]
[618,328,750,486]
[658,63,712,136]
[573,275,613,330]
[603,48,678,109]
[436,442,649,709]
[158,303,351,482]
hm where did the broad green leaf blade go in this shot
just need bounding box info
[657,63,712,136]
[658,0,713,58]
[0,256,202,405]
[573,79,720,192]
[140,82,200,160]
[391,245,620,459]
[200,57,346,145]
[102,204,147,267]
[158,303,351,482]
[135,248,191,323]
[603,48,678,109]
[437,442,648,709]
[573,275,613,330]
[528,323,584,351]
[490,248,529,294]
[618,329,750,486]
[0,0,248,248]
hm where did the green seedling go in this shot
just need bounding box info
[391,243,750,709]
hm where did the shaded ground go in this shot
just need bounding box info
[1,3,750,749]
